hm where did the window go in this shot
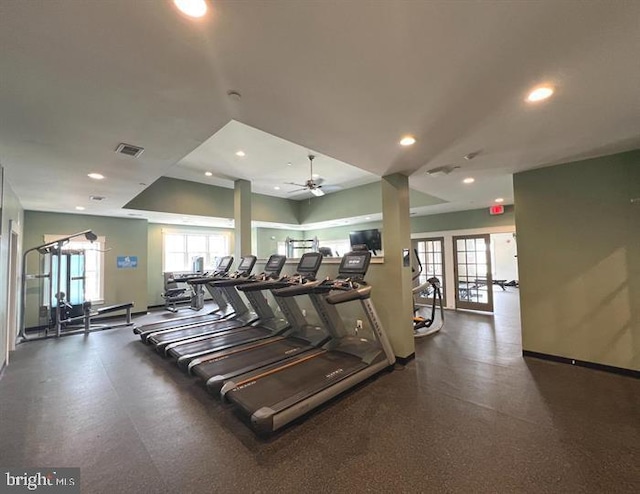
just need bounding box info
[317,239,351,258]
[162,231,230,272]
[44,234,105,303]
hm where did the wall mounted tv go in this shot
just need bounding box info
[349,229,382,255]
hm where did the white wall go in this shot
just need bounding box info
[491,232,519,281]
[0,172,24,367]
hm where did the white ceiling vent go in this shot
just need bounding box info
[115,143,144,158]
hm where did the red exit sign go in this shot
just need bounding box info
[489,204,505,215]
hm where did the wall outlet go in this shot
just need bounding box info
[302,309,307,317]
[356,319,363,332]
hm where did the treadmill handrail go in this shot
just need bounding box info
[272,279,326,297]
[326,286,372,304]
[212,275,259,287]
[236,272,318,293]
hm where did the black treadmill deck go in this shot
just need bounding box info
[137,313,223,336]
[227,351,366,415]
[191,337,318,392]
[167,326,274,362]
[148,319,246,346]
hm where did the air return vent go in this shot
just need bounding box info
[115,143,144,158]
[90,196,105,202]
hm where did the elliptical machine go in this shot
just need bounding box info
[410,249,445,337]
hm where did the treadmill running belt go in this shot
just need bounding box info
[138,314,221,334]
[149,319,244,345]
[227,352,365,415]
[167,326,273,360]
[192,338,317,390]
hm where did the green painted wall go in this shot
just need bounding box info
[297,182,445,224]
[23,212,149,327]
[125,177,234,218]
[411,205,515,232]
[514,150,640,371]
[254,227,300,259]
[0,175,24,366]
[252,194,299,224]
[304,221,383,242]
[126,177,299,224]
[147,223,235,307]
[301,207,514,248]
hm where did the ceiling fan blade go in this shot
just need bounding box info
[310,187,325,197]
[287,188,307,193]
[285,182,307,187]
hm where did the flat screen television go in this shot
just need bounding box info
[349,229,382,255]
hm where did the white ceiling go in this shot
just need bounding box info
[1,0,639,227]
[165,120,379,199]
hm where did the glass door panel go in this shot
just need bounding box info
[412,237,446,306]
[453,234,493,311]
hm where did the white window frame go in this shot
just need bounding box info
[44,234,106,304]
[161,229,231,273]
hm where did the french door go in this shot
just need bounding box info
[453,234,493,312]
[412,237,445,306]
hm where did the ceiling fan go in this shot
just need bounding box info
[286,154,326,197]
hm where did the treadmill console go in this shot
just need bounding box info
[264,255,287,276]
[215,256,234,274]
[236,255,257,275]
[338,251,371,277]
[297,252,323,274]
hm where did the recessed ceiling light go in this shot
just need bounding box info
[495,198,505,203]
[75,206,85,211]
[287,162,292,166]
[235,150,246,157]
[274,186,281,190]
[463,177,475,184]
[205,171,213,177]
[173,0,208,18]
[399,135,416,146]
[88,173,104,180]
[526,86,554,103]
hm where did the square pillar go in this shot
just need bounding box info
[379,173,415,360]
[234,179,252,259]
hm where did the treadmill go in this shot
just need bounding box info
[221,251,396,435]
[147,255,285,353]
[187,252,329,388]
[137,256,255,343]
[134,256,235,337]
[140,255,257,345]
[163,254,293,365]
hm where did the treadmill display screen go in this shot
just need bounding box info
[339,252,370,275]
[298,253,322,271]
[238,256,256,271]
[216,256,233,272]
[266,255,285,272]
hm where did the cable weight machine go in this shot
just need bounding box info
[19,230,134,341]
[284,236,319,258]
